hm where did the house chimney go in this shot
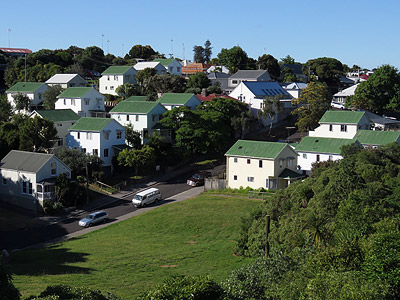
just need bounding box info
[157,92,163,99]
[201,88,208,97]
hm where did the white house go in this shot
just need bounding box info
[30,109,80,152]
[99,65,137,96]
[134,62,166,74]
[295,136,359,174]
[208,72,230,91]
[225,140,302,190]
[6,82,48,112]
[282,82,307,98]
[228,70,272,91]
[309,110,372,139]
[158,93,202,110]
[110,99,167,140]
[66,117,126,175]
[46,74,87,89]
[153,58,182,75]
[332,84,359,108]
[55,87,105,117]
[0,150,71,212]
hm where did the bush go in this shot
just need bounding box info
[43,200,64,215]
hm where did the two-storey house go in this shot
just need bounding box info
[6,82,48,112]
[158,93,202,110]
[153,58,182,75]
[99,66,137,96]
[133,62,166,74]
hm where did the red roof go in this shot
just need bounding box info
[0,48,32,54]
[196,94,237,102]
[182,63,213,75]
[360,74,369,80]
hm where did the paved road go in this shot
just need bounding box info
[0,170,201,251]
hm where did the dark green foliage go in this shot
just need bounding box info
[43,85,64,110]
[27,284,119,300]
[124,124,141,149]
[303,57,344,92]
[56,148,103,178]
[258,54,280,80]
[0,94,12,122]
[126,45,157,60]
[233,143,400,299]
[217,46,253,74]
[0,261,20,300]
[193,40,212,63]
[117,146,156,176]
[13,93,30,112]
[19,116,58,152]
[138,275,223,300]
[186,72,211,90]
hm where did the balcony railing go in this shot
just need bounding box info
[36,192,55,201]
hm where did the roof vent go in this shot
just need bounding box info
[238,146,242,149]
[315,140,319,143]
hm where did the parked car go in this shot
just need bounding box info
[187,171,212,187]
[132,188,162,207]
[78,211,109,227]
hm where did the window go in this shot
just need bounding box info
[169,67,173,72]
[279,159,285,168]
[57,123,62,127]
[93,149,98,156]
[77,132,80,139]
[38,93,42,99]
[287,158,294,167]
[136,115,139,122]
[328,155,333,161]
[107,76,110,81]
[63,99,66,105]
[84,99,90,105]
[329,124,333,131]
[234,157,238,163]
[86,132,92,140]
[22,181,33,195]
[259,160,263,168]
[114,75,118,81]
[117,115,121,121]
[82,148,86,153]
[104,148,109,157]
[247,177,254,182]
[316,154,320,162]
[71,99,75,106]
[341,124,347,132]
[110,86,114,90]
[303,153,307,159]
[177,67,181,72]
[127,115,130,121]
[247,159,251,164]
[233,175,237,180]
[232,80,238,84]
[51,161,57,176]
[268,179,277,189]
[105,86,108,90]
[103,131,110,140]
[116,130,122,139]
[57,139,63,146]
[2,176,7,186]
[152,115,156,122]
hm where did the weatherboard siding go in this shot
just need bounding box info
[55,89,105,117]
[297,152,342,174]
[99,68,137,96]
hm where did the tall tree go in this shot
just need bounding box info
[43,85,64,109]
[203,40,212,63]
[258,54,280,80]
[19,116,58,152]
[291,81,331,132]
[13,93,30,112]
[126,45,157,60]
[117,145,156,175]
[280,55,296,65]
[115,83,140,99]
[258,95,283,135]
[186,72,211,90]
[193,40,212,63]
[350,64,400,114]
[135,68,158,93]
[217,46,250,74]
[0,95,12,123]
[303,57,344,92]
[124,124,142,149]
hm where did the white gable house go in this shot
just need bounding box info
[153,58,182,75]
[134,62,166,74]
[46,74,87,89]
[99,66,137,96]
[6,82,48,112]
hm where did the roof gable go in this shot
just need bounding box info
[295,136,357,154]
[159,93,198,105]
[354,130,400,145]
[68,117,115,131]
[32,109,80,122]
[101,66,133,75]
[57,87,94,98]
[225,140,290,159]
[319,110,366,124]
[6,82,45,93]
[110,101,163,114]
[230,70,270,79]
[46,74,85,84]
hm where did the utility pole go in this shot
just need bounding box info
[24,54,27,82]
[265,215,271,258]
[182,43,185,60]
[8,28,11,48]
[122,43,124,57]
[169,38,174,58]
[107,40,110,54]
[101,33,104,51]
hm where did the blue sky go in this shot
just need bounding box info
[1,0,399,70]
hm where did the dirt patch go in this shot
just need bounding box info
[185,240,198,244]
[160,265,177,268]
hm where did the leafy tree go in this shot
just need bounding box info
[74,46,105,72]
[186,72,211,90]
[64,62,85,77]
[19,116,58,152]
[56,148,103,178]
[291,81,331,131]
[43,85,64,109]
[124,124,142,148]
[138,275,223,300]
[349,64,400,114]
[0,261,20,300]
[117,145,156,175]
[258,54,280,80]
[206,84,223,94]
[0,94,12,122]
[203,39,212,63]
[135,68,157,93]
[126,44,156,60]
[279,54,296,65]
[30,284,117,300]
[258,95,283,135]
[303,57,344,91]
[192,40,212,63]
[145,74,187,95]
[13,93,30,112]
[217,46,250,74]
[115,83,140,99]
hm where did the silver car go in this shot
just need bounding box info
[79,211,109,227]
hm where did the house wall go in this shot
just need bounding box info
[297,151,342,173]
[99,69,137,95]
[309,123,358,139]
[55,89,105,117]
[7,85,48,111]
[47,76,86,89]
[166,60,182,75]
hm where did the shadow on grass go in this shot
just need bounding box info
[10,242,93,276]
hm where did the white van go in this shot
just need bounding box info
[132,188,161,207]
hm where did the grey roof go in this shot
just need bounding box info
[0,150,55,173]
[230,70,270,79]
[363,110,400,125]
[243,81,292,98]
[208,72,230,79]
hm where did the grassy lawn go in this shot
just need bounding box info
[10,194,262,299]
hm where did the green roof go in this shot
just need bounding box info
[124,96,149,102]
[6,82,45,93]
[34,109,80,122]
[153,58,175,66]
[354,130,400,146]
[278,168,304,179]
[110,101,161,114]
[159,93,196,105]
[319,110,366,124]
[101,66,133,75]
[69,117,114,131]
[57,87,93,98]
[295,136,357,154]
[225,140,288,159]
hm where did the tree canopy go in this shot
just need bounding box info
[217,46,253,74]
[303,57,344,92]
[43,85,64,110]
[126,45,157,60]
[258,54,280,80]
[193,40,212,63]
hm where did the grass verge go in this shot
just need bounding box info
[10,194,262,299]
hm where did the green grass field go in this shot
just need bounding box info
[11,193,262,299]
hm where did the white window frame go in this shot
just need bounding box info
[247,177,254,182]
[86,132,92,140]
[50,161,57,176]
